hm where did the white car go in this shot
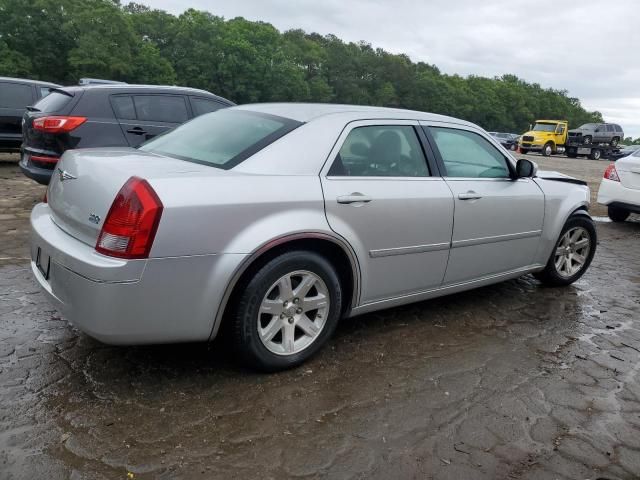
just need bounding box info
[598,148,640,222]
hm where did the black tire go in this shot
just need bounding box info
[589,149,602,160]
[566,149,578,158]
[232,250,342,372]
[583,136,592,145]
[607,205,629,222]
[534,215,597,287]
[542,142,553,157]
[610,137,619,147]
[520,148,528,154]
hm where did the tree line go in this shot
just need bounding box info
[0,0,619,136]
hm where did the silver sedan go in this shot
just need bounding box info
[30,104,597,371]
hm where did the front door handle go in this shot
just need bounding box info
[458,191,482,200]
[127,127,148,135]
[337,193,372,204]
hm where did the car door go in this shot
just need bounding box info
[321,120,454,304]
[112,94,190,147]
[423,123,544,285]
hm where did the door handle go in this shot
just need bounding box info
[458,191,482,200]
[337,193,372,204]
[127,127,147,135]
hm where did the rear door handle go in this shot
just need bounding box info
[458,191,482,200]
[337,193,372,204]
[127,127,147,135]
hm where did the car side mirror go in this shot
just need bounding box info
[516,158,537,178]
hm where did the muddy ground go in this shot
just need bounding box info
[1,152,639,479]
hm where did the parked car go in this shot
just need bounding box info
[20,84,235,184]
[597,148,640,221]
[0,77,59,152]
[567,123,624,146]
[30,104,596,371]
[489,131,518,150]
[609,144,640,161]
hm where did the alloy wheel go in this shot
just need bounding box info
[257,270,330,355]
[554,227,591,278]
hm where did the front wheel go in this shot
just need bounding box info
[589,149,602,160]
[542,143,553,157]
[583,136,592,145]
[232,250,342,371]
[608,205,629,222]
[610,137,619,147]
[534,215,596,286]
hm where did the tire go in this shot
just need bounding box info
[583,136,592,145]
[542,143,553,157]
[534,215,596,287]
[607,205,629,222]
[610,137,619,147]
[566,148,578,158]
[510,144,517,151]
[232,250,342,371]
[589,149,602,160]
[520,148,528,154]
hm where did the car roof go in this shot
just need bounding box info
[56,84,235,104]
[232,102,478,126]
[0,76,60,87]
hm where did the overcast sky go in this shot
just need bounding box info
[145,0,640,137]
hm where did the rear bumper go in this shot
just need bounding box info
[597,178,640,208]
[30,203,247,345]
[19,153,55,185]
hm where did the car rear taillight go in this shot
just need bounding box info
[33,116,87,133]
[604,164,620,182]
[43,190,48,203]
[95,177,163,259]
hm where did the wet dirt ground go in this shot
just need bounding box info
[1,153,639,479]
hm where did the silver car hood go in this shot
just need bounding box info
[535,170,587,186]
[47,148,223,246]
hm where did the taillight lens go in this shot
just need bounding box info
[604,164,620,182]
[32,116,87,133]
[95,177,163,259]
[43,189,48,203]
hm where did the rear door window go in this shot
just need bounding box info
[0,82,34,108]
[110,95,136,120]
[606,124,615,132]
[33,91,74,113]
[190,97,225,117]
[133,95,188,123]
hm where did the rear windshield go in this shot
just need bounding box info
[33,91,73,113]
[139,109,302,169]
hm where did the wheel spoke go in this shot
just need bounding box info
[260,318,283,343]
[574,238,589,250]
[302,294,328,312]
[278,275,294,300]
[555,255,567,273]
[297,315,320,337]
[282,323,295,353]
[570,229,583,243]
[555,246,566,256]
[260,299,284,316]
[573,253,586,266]
[293,273,316,298]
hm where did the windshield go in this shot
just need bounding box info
[579,123,597,130]
[532,123,557,132]
[139,109,302,169]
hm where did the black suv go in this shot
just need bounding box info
[0,77,60,152]
[20,84,234,184]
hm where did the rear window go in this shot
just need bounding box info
[33,91,73,113]
[0,82,33,108]
[139,109,302,169]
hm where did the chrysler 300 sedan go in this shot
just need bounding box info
[30,104,596,371]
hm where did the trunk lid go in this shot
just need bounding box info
[47,148,216,246]
[615,155,640,190]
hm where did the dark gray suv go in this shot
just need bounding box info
[567,123,624,146]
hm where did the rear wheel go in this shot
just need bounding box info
[566,148,578,158]
[589,149,602,160]
[607,205,629,222]
[542,143,553,157]
[583,136,592,145]
[534,215,596,286]
[232,250,342,371]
